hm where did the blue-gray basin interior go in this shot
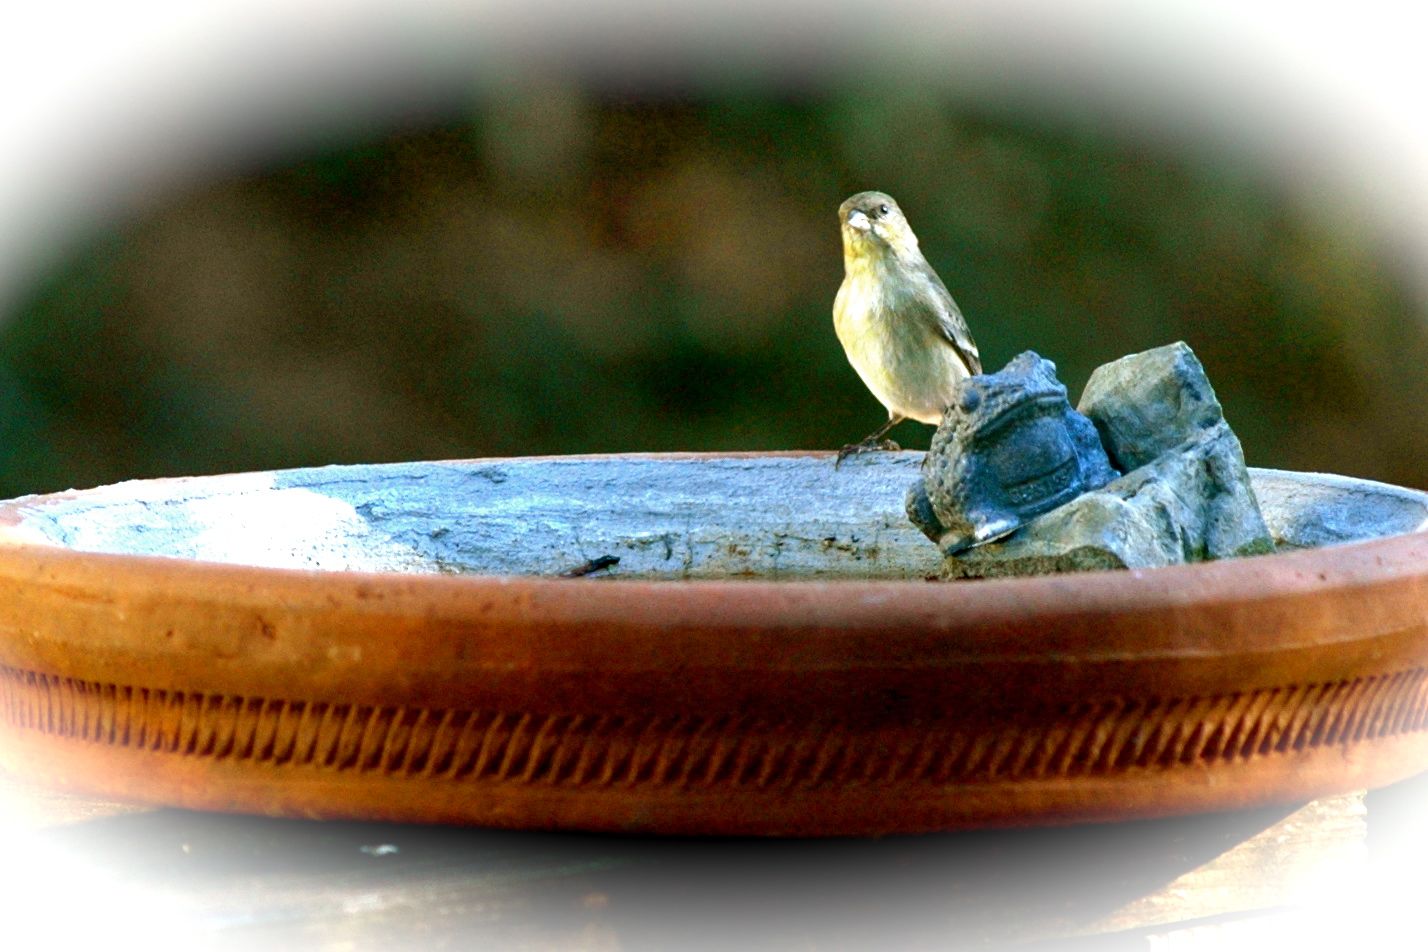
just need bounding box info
[3,455,1425,580]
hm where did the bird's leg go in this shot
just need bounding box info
[836,415,905,467]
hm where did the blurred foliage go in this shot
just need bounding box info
[3,83,1426,498]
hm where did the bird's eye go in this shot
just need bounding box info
[879,204,890,215]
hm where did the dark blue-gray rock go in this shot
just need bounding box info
[1077,341,1224,471]
[937,342,1275,579]
[907,351,1118,553]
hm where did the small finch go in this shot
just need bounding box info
[833,191,982,465]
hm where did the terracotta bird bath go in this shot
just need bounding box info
[2,451,1428,836]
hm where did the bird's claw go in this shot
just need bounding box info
[835,438,901,468]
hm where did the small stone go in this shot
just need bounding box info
[1078,341,1224,472]
[909,351,1119,553]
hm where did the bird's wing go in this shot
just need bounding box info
[923,267,982,375]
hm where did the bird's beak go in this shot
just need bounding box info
[846,209,871,232]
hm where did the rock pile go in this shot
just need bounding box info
[907,342,1275,578]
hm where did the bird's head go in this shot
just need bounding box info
[839,191,921,266]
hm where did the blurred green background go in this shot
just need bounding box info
[3,82,1425,498]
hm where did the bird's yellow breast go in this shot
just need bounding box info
[833,263,970,425]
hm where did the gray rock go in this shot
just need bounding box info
[1077,341,1224,471]
[942,404,1275,578]
[908,351,1119,553]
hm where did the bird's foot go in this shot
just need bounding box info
[835,438,901,468]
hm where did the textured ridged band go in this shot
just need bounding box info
[6,663,1428,790]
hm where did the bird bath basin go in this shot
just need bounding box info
[2,451,1428,835]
